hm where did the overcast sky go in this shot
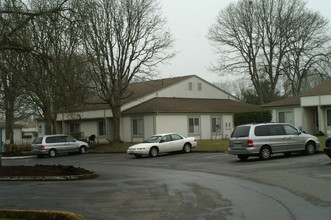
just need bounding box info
[156,0,331,83]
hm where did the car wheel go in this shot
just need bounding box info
[238,155,249,161]
[79,146,87,154]
[49,149,56,158]
[183,143,191,153]
[149,147,159,157]
[305,141,315,155]
[259,146,271,160]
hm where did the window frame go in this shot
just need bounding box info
[132,117,144,137]
[188,117,200,134]
[211,117,222,133]
[98,120,106,136]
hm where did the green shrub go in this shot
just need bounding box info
[69,132,83,140]
[234,110,272,126]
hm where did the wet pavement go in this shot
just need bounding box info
[1,152,331,219]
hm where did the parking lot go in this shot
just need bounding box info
[1,152,331,219]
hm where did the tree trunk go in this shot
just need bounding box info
[5,98,15,144]
[112,105,121,144]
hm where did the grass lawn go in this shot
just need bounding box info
[89,136,326,153]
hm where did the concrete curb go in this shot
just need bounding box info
[2,155,37,160]
[0,172,98,181]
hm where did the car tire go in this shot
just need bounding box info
[305,141,316,155]
[259,146,271,160]
[79,146,87,154]
[49,149,56,158]
[149,147,158,157]
[238,155,249,161]
[183,143,191,153]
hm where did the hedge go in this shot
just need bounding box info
[234,110,272,126]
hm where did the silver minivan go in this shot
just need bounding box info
[228,123,320,161]
[31,134,89,158]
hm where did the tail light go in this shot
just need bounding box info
[247,140,254,147]
[41,145,45,150]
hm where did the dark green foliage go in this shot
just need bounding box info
[234,110,272,126]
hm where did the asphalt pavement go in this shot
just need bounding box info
[1,152,331,220]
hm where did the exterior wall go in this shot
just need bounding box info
[200,115,210,140]
[155,115,187,136]
[144,115,154,140]
[301,96,319,106]
[121,117,131,142]
[80,121,96,139]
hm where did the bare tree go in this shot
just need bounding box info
[18,0,91,135]
[78,0,175,143]
[0,0,69,52]
[208,0,330,104]
[282,11,330,96]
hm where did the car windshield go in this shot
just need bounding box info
[144,136,162,143]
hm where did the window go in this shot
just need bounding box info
[284,125,299,135]
[189,117,200,134]
[188,82,193,91]
[278,111,293,124]
[69,122,80,133]
[211,117,221,132]
[46,136,67,143]
[66,135,75,142]
[231,126,250,138]
[171,134,183,141]
[132,118,143,136]
[327,109,331,126]
[198,83,202,91]
[161,135,171,142]
[98,120,105,136]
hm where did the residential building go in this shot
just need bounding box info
[263,79,331,135]
[54,75,259,143]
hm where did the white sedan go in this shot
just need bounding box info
[127,133,197,158]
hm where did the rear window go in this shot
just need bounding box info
[32,137,43,144]
[231,126,250,138]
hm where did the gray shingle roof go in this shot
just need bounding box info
[262,96,301,107]
[300,79,331,97]
[123,97,260,115]
[75,75,194,111]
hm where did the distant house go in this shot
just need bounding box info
[0,121,37,145]
[263,79,331,135]
[54,75,259,143]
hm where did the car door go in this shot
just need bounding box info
[268,125,287,153]
[170,134,185,151]
[283,124,303,151]
[158,135,173,153]
[64,135,78,152]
